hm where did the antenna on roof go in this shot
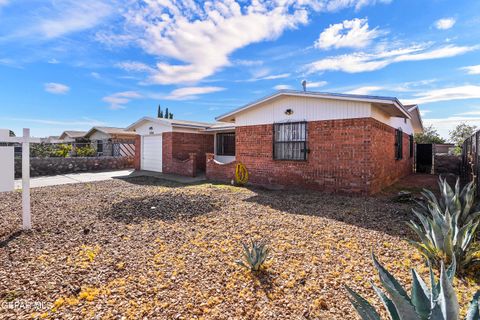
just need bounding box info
[301,80,307,92]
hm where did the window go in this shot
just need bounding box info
[216,133,235,156]
[409,134,414,158]
[273,122,307,160]
[395,128,403,160]
[97,140,103,154]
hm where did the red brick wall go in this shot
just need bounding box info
[164,153,197,177]
[206,153,237,182]
[163,132,214,174]
[369,121,413,193]
[207,118,413,194]
[134,135,141,170]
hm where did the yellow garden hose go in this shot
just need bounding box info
[235,162,249,185]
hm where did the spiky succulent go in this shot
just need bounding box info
[346,253,480,320]
[236,240,269,271]
[417,176,480,227]
[408,176,480,272]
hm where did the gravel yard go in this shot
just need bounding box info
[0,176,477,319]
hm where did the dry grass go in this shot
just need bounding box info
[0,176,477,319]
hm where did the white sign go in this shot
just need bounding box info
[0,146,14,192]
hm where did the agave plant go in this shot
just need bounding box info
[408,176,480,272]
[236,240,269,271]
[346,253,480,320]
[408,207,479,271]
[417,176,480,227]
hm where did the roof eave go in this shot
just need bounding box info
[216,91,412,121]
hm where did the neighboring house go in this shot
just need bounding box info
[42,136,61,143]
[84,127,137,156]
[126,118,215,176]
[129,90,424,194]
[58,131,88,143]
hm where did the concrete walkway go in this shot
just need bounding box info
[15,170,134,189]
[14,169,207,189]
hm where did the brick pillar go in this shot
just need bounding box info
[189,153,197,177]
[205,153,214,179]
[134,135,141,170]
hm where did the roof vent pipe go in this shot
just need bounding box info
[301,80,307,92]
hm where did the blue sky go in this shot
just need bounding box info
[0,0,479,139]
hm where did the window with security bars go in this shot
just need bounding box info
[395,128,403,160]
[216,133,235,156]
[273,122,307,160]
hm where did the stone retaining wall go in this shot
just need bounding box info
[15,156,134,178]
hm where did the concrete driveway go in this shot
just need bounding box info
[15,169,134,189]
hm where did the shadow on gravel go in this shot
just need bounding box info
[116,176,183,188]
[0,230,23,248]
[102,192,219,224]
[244,189,414,238]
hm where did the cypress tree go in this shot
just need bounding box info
[165,107,169,119]
[157,105,163,118]
[169,112,173,119]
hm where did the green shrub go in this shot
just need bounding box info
[346,253,480,320]
[53,144,72,157]
[236,240,269,271]
[30,143,55,158]
[76,145,96,157]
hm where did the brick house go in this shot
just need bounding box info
[129,90,423,194]
[127,118,220,177]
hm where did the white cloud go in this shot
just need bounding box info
[99,1,390,85]
[461,65,480,75]
[14,1,113,40]
[116,61,155,73]
[90,72,101,79]
[234,59,263,66]
[310,0,392,11]
[165,86,225,100]
[346,86,383,95]
[306,80,328,88]
[435,18,456,30]
[315,18,382,50]
[419,109,431,117]
[307,44,478,74]
[47,58,59,64]
[423,117,480,140]
[261,73,291,80]
[248,73,291,81]
[401,85,480,105]
[455,109,480,116]
[102,91,142,110]
[274,84,293,90]
[0,0,8,6]
[44,82,70,94]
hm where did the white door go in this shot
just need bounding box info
[141,135,163,172]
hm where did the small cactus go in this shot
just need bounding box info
[236,240,269,271]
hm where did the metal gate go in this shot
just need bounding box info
[416,144,433,173]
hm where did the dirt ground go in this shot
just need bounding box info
[0,174,477,319]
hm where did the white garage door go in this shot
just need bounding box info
[142,135,162,172]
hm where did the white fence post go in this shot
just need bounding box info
[22,128,31,230]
